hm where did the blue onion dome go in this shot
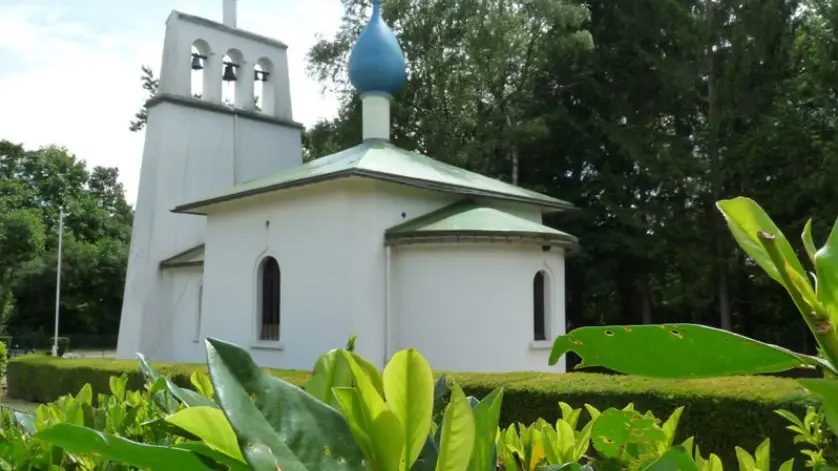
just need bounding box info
[347,0,407,96]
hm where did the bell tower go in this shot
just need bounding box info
[117,0,303,360]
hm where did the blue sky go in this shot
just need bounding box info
[0,0,343,204]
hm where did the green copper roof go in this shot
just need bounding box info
[173,139,573,214]
[385,200,578,247]
[159,244,205,268]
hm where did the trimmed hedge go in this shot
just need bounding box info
[6,355,817,468]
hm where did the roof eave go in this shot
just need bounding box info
[385,230,578,247]
[172,168,574,215]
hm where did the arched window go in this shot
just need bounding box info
[259,257,281,341]
[533,271,549,341]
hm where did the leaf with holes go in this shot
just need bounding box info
[590,408,665,462]
[549,324,834,378]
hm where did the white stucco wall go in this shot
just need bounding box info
[196,178,459,370]
[392,244,566,373]
[117,100,302,361]
[162,266,206,364]
[162,176,567,373]
[198,183,357,369]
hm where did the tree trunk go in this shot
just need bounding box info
[506,114,519,185]
[705,0,732,331]
[639,275,653,324]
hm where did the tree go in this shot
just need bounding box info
[0,141,133,341]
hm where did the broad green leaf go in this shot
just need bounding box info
[779,459,794,471]
[538,464,583,471]
[701,454,724,471]
[164,406,244,463]
[306,349,354,408]
[734,446,756,471]
[716,197,806,286]
[412,435,440,471]
[798,379,838,434]
[432,375,449,421]
[138,353,216,408]
[815,217,838,322]
[754,439,770,471]
[11,410,35,435]
[435,385,475,471]
[804,219,817,266]
[205,338,367,471]
[641,446,699,471]
[244,441,284,471]
[352,352,386,397]
[332,387,375,461]
[35,423,215,470]
[190,371,215,400]
[175,442,251,471]
[549,324,836,377]
[75,384,92,406]
[467,388,504,471]
[660,407,684,449]
[343,350,404,471]
[383,348,435,471]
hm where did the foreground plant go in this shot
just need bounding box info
[549,196,838,468]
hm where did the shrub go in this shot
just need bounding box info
[0,340,7,377]
[6,355,815,466]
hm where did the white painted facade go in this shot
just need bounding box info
[117,9,302,360]
[119,4,572,373]
[393,244,565,373]
[190,178,566,372]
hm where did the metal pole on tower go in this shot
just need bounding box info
[223,0,237,28]
[51,207,64,357]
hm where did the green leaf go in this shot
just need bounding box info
[205,338,367,471]
[754,439,770,471]
[383,348,435,471]
[641,446,699,471]
[35,423,215,470]
[306,349,354,408]
[435,384,475,471]
[716,197,807,287]
[804,219,817,266]
[164,406,245,463]
[412,435,440,471]
[467,388,504,471]
[190,371,215,400]
[332,387,376,461]
[138,353,216,408]
[351,352,386,397]
[734,446,756,471]
[815,217,838,321]
[343,351,404,471]
[591,409,664,460]
[549,324,835,377]
[175,442,251,471]
[798,379,838,434]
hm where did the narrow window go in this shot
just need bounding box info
[195,283,203,342]
[260,257,281,341]
[534,271,547,341]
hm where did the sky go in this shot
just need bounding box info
[0,0,343,205]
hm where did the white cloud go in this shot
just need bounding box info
[0,0,343,205]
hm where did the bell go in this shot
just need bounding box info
[222,63,237,82]
[190,54,203,71]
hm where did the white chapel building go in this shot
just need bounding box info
[117,0,578,373]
